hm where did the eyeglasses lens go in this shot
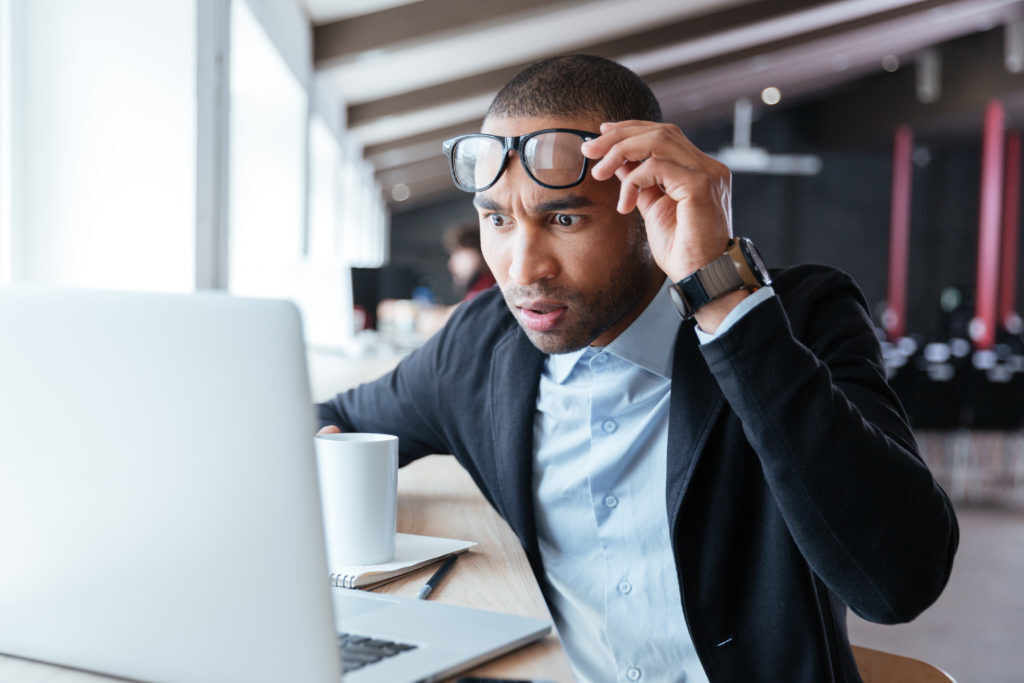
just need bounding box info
[523,131,586,187]
[452,131,588,191]
[454,136,505,191]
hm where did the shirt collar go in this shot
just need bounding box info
[547,346,590,384]
[546,279,678,383]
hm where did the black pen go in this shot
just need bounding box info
[416,554,458,599]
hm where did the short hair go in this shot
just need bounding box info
[443,222,481,254]
[486,54,662,124]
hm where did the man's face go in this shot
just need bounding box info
[475,114,662,354]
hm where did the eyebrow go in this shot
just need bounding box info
[473,196,505,212]
[534,195,596,213]
[472,194,596,213]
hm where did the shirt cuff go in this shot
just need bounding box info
[694,286,776,344]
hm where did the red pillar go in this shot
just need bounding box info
[974,99,1005,349]
[885,125,913,340]
[999,130,1021,331]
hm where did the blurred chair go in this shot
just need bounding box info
[948,346,1024,501]
[962,347,1024,430]
[905,341,966,429]
[852,645,956,682]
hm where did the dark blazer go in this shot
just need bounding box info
[319,264,959,682]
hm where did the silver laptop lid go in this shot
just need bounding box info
[0,286,340,683]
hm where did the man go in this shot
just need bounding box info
[319,55,958,682]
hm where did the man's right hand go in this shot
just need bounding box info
[317,425,342,435]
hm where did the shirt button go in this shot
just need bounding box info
[596,354,609,364]
[602,419,617,433]
[627,667,642,681]
[604,495,618,508]
[618,580,632,594]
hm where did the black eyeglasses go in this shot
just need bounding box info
[442,128,598,193]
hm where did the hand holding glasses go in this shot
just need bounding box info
[442,128,598,193]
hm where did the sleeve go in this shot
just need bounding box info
[694,286,776,343]
[316,323,455,467]
[699,267,958,624]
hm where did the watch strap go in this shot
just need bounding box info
[696,251,745,298]
[671,250,746,318]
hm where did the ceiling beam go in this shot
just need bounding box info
[811,27,1024,146]
[385,173,471,211]
[376,155,449,188]
[641,0,982,86]
[347,0,991,139]
[651,0,1019,126]
[314,0,585,66]
[343,0,1024,211]
[346,0,823,126]
[323,0,756,106]
[363,118,482,160]
[356,0,991,156]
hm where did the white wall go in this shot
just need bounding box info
[6,0,196,291]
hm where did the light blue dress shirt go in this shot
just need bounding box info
[532,282,774,683]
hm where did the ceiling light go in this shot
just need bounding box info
[391,184,410,201]
[712,98,822,176]
[761,87,782,105]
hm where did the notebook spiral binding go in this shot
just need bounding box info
[330,573,357,589]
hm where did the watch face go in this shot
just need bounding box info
[739,237,771,286]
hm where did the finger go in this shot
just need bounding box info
[582,120,659,154]
[634,183,670,217]
[581,121,664,169]
[624,156,727,203]
[614,157,685,213]
[590,128,693,181]
[589,122,712,180]
[317,425,342,435]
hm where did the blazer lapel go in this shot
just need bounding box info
[666,322,726,531]
[489,327,546,559]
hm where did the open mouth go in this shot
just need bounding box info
[517,303,568,332]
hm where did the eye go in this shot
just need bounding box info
[485,213,513,228]
[552,214,581,228]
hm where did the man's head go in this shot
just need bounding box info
[485,54,662,124]
[470,55,664,354]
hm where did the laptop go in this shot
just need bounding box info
[0,285,549,683]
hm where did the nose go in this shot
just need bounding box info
[508,223,558,286]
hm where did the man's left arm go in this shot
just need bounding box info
[702,265,957,624]
[583,120,958,624]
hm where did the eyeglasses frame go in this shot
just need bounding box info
[441,128,599,193]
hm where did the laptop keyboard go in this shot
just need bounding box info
[337,632,418,673]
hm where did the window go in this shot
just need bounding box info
[228,0,307,300]
[2,0,196,291]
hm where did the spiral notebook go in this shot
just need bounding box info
[329,533,476,589]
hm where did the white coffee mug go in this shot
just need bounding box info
[314,433,398,567]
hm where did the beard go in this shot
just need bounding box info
[499,236,658,355]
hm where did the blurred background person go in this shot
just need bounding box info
[389,222,496,338]
[443,222,495,303]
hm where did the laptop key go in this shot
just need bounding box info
[337,631,418,671]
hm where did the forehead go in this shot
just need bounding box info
[480,113,603,137]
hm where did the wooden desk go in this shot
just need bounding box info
[0,455,572,682]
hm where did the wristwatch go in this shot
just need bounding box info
[668,237,771,319]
